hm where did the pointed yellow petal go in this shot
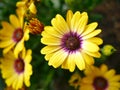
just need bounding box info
[24,50,32,63]
[51,14,69,34]
[10,15,20,28]
[77,12,88,34]
[62,53,76,72]
[86,37,103,45]
[66,10,73,28]
[0,40,13,48]
[16,74,23,89]
[44,26,62,38]
[75,52,85,70]
[14,40,24,58]
[45,52,54,61]
[84,50,101,58]
[3,43,15,54]
[29,2,37,14]
[48,49,68,68]
[70,11,81,31]
[41,37,61,45]
[82,22,98,36]
[83,29,101,39]
[100,64,108,74]
[41,46,61,54]
[82,41,99,52]
[104,69,115,79]
[81,52,94,65]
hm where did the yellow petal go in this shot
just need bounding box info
[14,40,24,58]
[82,41,99,52]
[81,52,94,65]
[104,69,116,79]
[5,74,17,86]
[41,37,61,45]
[70,11,81,31]
[3,43,15,54]
[82,29,101,39]
[51,15,69,35]
[109,75,120,81]
[0,40,13,48]
[100,64,108,74]
[16,1,25,7]
[24,28,30,41]
[75,52,85,70]
[48,49,68,68]
[86,37,103,45]
[44,26,63,38]
[29,2,37,14]
[81,22,98,36]
[16,74,23,89]
[109,82,120,88]
[66,10,73,28]
[108,86,120,90]
[24,50,32,63]
[77,12,88,34]
[44,52,54,61]
[10,15,20,28]
[80,84,94,90]
[41,46,61,54]
[62,53,76,72]
[84,50,101,58]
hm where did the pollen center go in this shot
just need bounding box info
[65,36,80,50]
[12,28,23,42]
[14,58,25,73]
[93,76,108,90]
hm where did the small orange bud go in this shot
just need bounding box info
[27,18,44,34]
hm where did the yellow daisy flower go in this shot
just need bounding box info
[80,64,120,90]
[16,0,37,15]
[0,9,29,58]
[41,10,103,72]
[0,48,32,90]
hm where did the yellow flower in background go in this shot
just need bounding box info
[69,73,81,89]
[16,0,38,16]
[41,10,103,72]
[1,48,32,90]
[80,64,120,90]
[0,10,29,58]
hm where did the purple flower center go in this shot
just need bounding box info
[14,58,25,74]
[93,76,108,90]
[61,32,82,52]
[12,28,24,42]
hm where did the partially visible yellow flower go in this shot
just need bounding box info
[0,9,29,58]
[16,0,38,16]
[69,73,81,89]
[41,10,103,72]
[80,64,120,90]
[1,48,32,90]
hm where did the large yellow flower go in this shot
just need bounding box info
[80,64,120,90]
[41,10,103,72]
[0,9,29,58]
[0,48,32,90]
